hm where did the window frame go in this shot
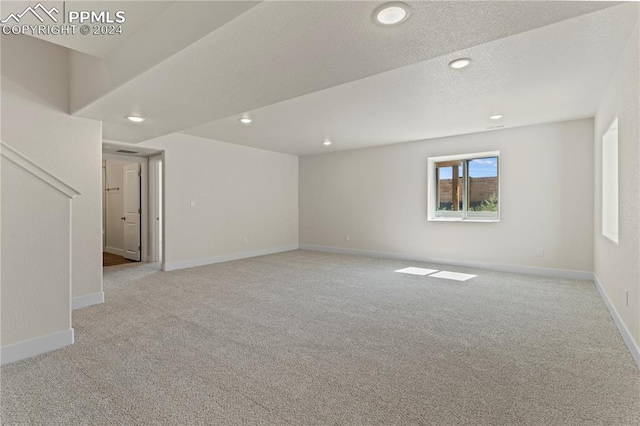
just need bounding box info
[427,151,500,222]
[602,118,619,244]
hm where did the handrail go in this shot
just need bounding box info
[0,141,80,199]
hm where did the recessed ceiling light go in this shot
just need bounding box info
[126,116,145,123]
[239,117,252,124]
[449,58,471,69]
[489,114,504,120]
[323,139,332,146]
[374,2,411,26]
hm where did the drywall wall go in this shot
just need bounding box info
[139,133,298,269]
[1,157,72,346]
[1,34,103,302]
[594,21,640,356]
[300,119,594,273]
[102,159,132,254]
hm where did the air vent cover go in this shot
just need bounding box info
[116,150,139,154]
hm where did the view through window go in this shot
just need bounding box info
[430,153,499,221]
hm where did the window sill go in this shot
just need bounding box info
[429,217,500,223]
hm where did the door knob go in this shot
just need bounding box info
[121,217,126,220]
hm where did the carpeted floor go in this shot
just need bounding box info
[1,250,639,425]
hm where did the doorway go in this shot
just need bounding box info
[103,159,141,264]
[101,145,164,268]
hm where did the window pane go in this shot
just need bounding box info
[467,157,498,219]
[429,152,500,222]
[435,161,463,217]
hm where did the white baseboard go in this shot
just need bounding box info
[593,273,640,371]
[299,244,593,280]
[163,244,299,271]
[72,291,105,310]
[1,328,74,366]
[104,246,125,256]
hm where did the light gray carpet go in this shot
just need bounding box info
[2,250,639,425]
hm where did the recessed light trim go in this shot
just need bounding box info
[489,114,504,120]
[374,2,411,26]
[239,117,252,124]
[323,139,332,146]
[126,116,146,123]
[449,58,471,69]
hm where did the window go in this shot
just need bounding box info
[602,118,618,243]
[427,151,500,221]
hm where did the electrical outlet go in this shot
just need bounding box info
[243,237,249,245]
[535,248,544,257]
[345,234,350,242]
[626,290,629,307]
[190,200,196,208]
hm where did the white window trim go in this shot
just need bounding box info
[602,118,619,244]
[427,151,500,222]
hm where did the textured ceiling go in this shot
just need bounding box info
[64,1,260,113]
[184,3,639,155]
[25,1,174,57]
[70,1,623,146]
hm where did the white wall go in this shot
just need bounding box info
[1,158,71,347]
[1,35,103,302]
[594,22,640,354]
[139,133,298,269]
[300,119,594,274]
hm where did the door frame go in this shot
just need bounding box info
[103,153,150,262]
[148,154,164,265]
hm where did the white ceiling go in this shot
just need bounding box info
[27,1,175,57]
[102,139,162,157]
[63,1,261,114]
[21,1,636,155]
[185,3,639,155]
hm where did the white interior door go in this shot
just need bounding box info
[123,163,141,261]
